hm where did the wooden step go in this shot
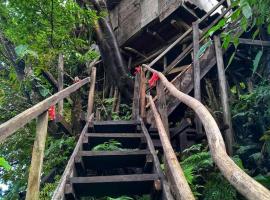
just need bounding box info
[82,133,146,150]
[90,120,139,133]
[75,150,153,174]
[65,174,160,198]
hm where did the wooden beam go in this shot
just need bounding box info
[238,38,270,47]
[140,69,146,120]
[143,64,270,200]
[147,0,227,69]
[87,67,96,118]
[132,74,140,120]
[0,77,90,143]
[193,22,203,134]
[148,95,195,200]
[58,53,64,115]
[25,111,49,200]
[214,36,234,156]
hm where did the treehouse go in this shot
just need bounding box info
[1,0,270,200]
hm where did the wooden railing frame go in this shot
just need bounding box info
[0,77,90,143]
[142,64,270,200]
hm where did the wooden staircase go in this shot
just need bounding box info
[63,120,169,199]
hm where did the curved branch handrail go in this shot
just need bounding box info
[142,64,270,200]
[0,77,90,143]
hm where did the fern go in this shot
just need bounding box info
[92,140,123,151]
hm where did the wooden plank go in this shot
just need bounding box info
[148,95,195,200]
[193,22,203,134]
[0,77,90,143]
[58,53,64,115]
[70,174,158,183]
[87,67,96,119]
[143,64,270,200]
[214,36,234,156]
[85,133,143,138]
[25,111,49,200]
[52,114,94,200]
[132,74,140,120]
[78,150,150,156]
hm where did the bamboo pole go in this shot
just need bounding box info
[87,67,96,119]
[148,95,195,200]
[58,53,64,115]
[142,64,270,200]
[25,111,49,200]
[214,36,234,155]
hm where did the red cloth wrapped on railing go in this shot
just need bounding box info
[48,105,56,121]
[148,72,159,87]
[134,66,141,75]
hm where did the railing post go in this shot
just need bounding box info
[192,22,203,134]
[214,36,234,155]
[132,73,140,120]
[58,53,64,115]
[140,68,146,120]
[87,67,96,119]
[25,111,49,200]
[156,81,169,137]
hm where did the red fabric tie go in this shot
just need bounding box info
[148,73,159,87]
[48,105,56,121]
[134,66,141,75]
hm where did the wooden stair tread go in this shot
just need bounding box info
[90,120,139,133]
[66,174,159,197]
[83,133,145,150]
[75,150,152,171]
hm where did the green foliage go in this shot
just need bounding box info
[196,40,213,59]
[92,140,123,151]
[39,175,61,200]
[95,97,132,121]
[0,157,11,171]
[252,50,263,75]
[203,173,237,200]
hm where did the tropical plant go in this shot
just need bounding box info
[92,140,123,151]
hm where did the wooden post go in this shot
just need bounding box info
[25,111,49,200]
[148,96,195,200]
[132,74,140,120]
[58,53,64,115]
[87,67,96,119]
[214,36,234,156]
[156,81,169,137]
[192,22,203,134]
[140,69,146,120]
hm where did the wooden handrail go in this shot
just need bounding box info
[143,64,270,200]
[148,95,195,200]
[0,77,90,143]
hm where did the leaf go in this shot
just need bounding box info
[254,174,270,188]
[40,87,50,97]
[195,40,212,59]
[15,45,28,58]
[268,25,270,35]
[0,157,11,171]
[207,19,226,36]
[252,50,263,74]
[240,0,252,19]
[225,51,236,71]
[222,34,231,50]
